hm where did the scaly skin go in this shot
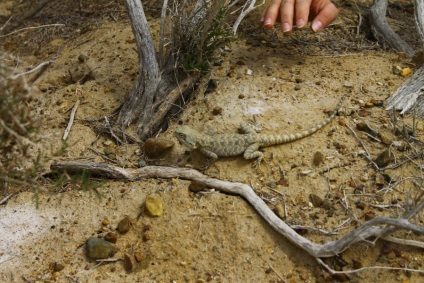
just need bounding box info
[175,98,343,164]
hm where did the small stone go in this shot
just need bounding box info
[189,182,207,193]
[401,67,412,77]
[144,138,174,158]
[359,173,369,182]
[375,149,394,167]
[78,54,89,63]
[274,203,286,219]
[117,216,131,234]
[138,159,147,168]
[238,94,245,99]
[375,173,385,185]
[309,194,323,207]
[145,195,163,217]
[52,262,65,272]
[134,252,143,262]
[387,251,397,259]
[104,232,118,244]
[392,65,402,75]
[204,79,217,94]
[52,272,60,278]
[365,102,374,108]
[86,237,117,259]
[355,202,366,210]
[312,151,325,166]
[378,132,392,145]
[363,210,375,220]
[277,177,289,187]
[246,69,253,75]
[104,144,116,159]
[143,231,152,241]
[294,85,301,91]
[212,107,223,115]
[102,218,110,226]
[123,253,137,272]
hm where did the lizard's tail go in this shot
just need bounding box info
[267,97,344,145]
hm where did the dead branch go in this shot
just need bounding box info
[368,0,414,56]
[50,161,424,258]
[384,0,424,117]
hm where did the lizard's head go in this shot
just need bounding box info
[174,125,200,149]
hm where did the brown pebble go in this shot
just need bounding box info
[123,253,137,272]
[338,118,346,126]
[212,107,223,115]
[144,138,175,158]
[355,202,366,210]
[277,177,289,187]
[363,211,375,220]
[387,251,397,259]
[134,252,143,262]
[332,273,350,282]
[52,262,65,272]
[189,182,207,193]
[117,216,131,234]
[309,194,323,207]
[294,85,301,91]
[274,203,286,219]
[375,173,385,185]
[104,232,118,244]
[312,151,325,166]
[375,149,394,167]
[238,94,245,99]
[143,231,152,241]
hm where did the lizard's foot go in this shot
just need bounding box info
[253,157,263,168]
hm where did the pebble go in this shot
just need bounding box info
[104,232,118,244]
[375,173,385,185]
[378,132,392,145]
[309,194,323,207]
[145,195,163,217]
[212,107,223,115]
[85,237,117,259]
[294,85,301,91]
[134,252,143,262]
[104,144,116,159]
[117,216,131,234]
[374,149,394,167]
[123,252,137,272]
[312,151,325,166]
[102,218,110,226]
[189,182,207,193]
[274,203,286,219]
[144,138,174,158]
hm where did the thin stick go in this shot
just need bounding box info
[11,61,53,80]
[0,193,13,205]
[65,275,82,283]
[63,99,80,140]
[268,264,287,283]
[0,24,65,38]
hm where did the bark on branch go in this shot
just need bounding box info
[50,161,424,259]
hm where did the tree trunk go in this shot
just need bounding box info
[385,0,424,117]
[369,0,415,57]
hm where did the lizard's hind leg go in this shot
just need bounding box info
[243,143,264,166]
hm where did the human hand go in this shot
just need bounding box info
[260,0,339,33]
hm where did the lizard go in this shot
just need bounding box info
[174,98,344,165]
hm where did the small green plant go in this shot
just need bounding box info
[170,1,233,73]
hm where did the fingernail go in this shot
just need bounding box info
[296,19,305,28]
[312,20,323,32]
[264,18,272,26]
[282,22,291,33]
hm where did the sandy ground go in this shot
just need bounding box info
[1,0,424,282]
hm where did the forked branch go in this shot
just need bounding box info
[50,161,424,259]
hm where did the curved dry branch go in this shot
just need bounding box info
[50,161,424,258]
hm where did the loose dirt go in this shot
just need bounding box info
[1,1,423,282]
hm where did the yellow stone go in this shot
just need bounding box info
[401,67,412,77]
[145,195,163,217]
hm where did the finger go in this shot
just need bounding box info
[294,0,312,29]
[311,2,339,32]
[280,0,295,33]
[260,0,283,30]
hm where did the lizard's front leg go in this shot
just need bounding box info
[243,143,263,166]
[199,148,218,168]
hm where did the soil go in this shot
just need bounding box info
[1,0,424,282]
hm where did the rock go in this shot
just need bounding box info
[144,138,174,158]
[274,203,286,219]
[86,237,117,259]
[145,195,163,217]
[117,216,131,234]
[123,253,137,272]
[51,262,65,272]
[189,182,207,193]
[309,194,323,207]
[104,144,116,159]
[102,218,110,226]
[375,173,385,185]
[134,252,143,262]
[375,149,394,167]
[378,132,392,145]
[212,107,223,115]
[312,151,325,166]
[104,232,117,244]
[204,79,217,94]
